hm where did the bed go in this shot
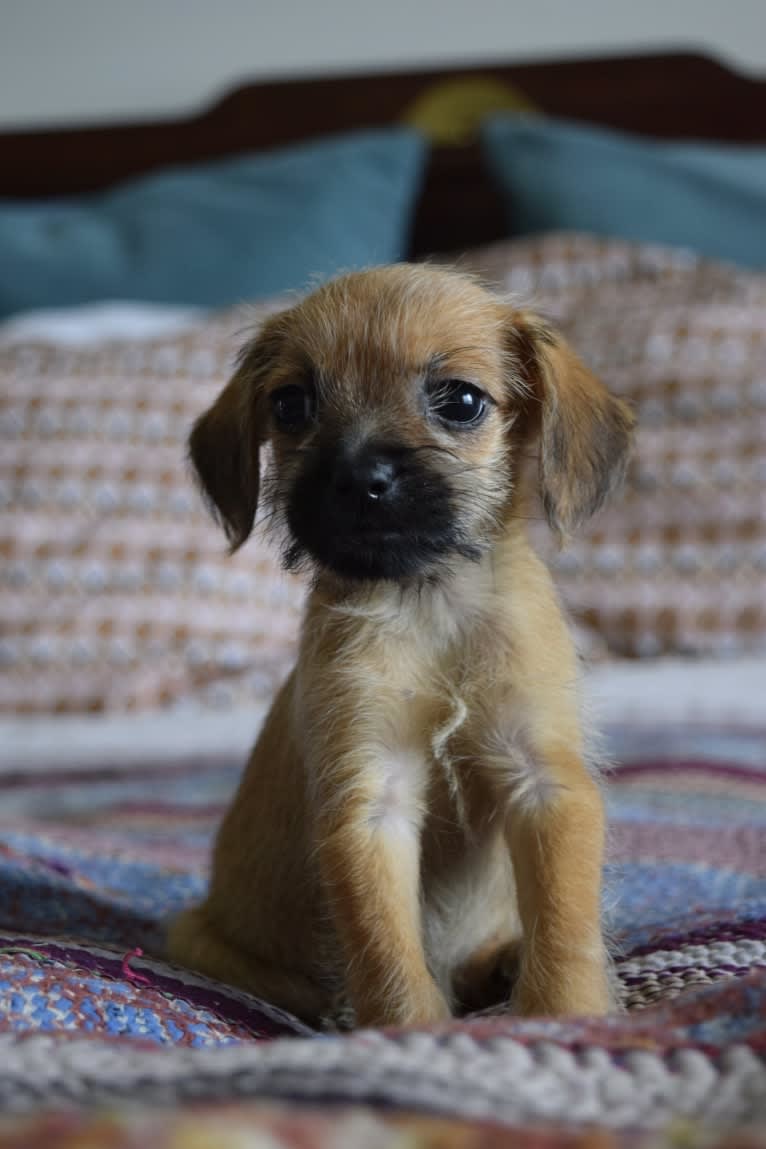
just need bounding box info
[1,50,765,1148]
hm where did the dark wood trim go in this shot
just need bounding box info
[2,51,764,256]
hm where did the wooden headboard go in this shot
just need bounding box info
[3,51,765,257]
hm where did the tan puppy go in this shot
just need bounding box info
[168,264,634,1028]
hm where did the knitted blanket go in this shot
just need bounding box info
[0,721,764,1147]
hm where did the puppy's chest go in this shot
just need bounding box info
[367,629,512,838]
[307,573,524,800]
[373,594,515,765]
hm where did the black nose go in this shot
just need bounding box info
[333,447,399,503]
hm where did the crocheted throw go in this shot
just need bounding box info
[0,721,764,1147]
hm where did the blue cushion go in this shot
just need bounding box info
[0,129,426,318]
[483,115,766,268]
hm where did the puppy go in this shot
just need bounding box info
[168,264,634,1028]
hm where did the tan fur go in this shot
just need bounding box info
[168,265,635,1027]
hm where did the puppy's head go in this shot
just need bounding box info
[190,266,634,582]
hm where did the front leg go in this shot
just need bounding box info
[314,744,451,1028]
[484,737,612,1016]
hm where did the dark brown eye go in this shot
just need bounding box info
[427,380,487,427]
[271,383,316,431]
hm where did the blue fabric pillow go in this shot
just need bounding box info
[0,129,426,318]
[483,115,766,268]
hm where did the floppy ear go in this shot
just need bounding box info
[508,310,635,535]
[189,316,283,551]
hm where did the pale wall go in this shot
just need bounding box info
[1,0,764,129]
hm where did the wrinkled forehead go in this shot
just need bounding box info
[277,272,509,390]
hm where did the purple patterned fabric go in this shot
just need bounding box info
[0,721,763,1141]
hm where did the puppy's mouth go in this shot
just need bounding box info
[281,442,473,582]
[298,524,457,582]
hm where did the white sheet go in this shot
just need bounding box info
[1,657,763,773]
[587,655,766,726]
[0,302,209,346]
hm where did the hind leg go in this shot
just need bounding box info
[167,906,328,1023]
[452,933,522,1014]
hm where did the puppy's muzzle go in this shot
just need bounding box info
[333,447,398,506]
[286,439,460,582]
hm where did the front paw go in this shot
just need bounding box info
[513,956,614,1018]
[356,978,452,1028]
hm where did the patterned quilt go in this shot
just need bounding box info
[0,722,764,1147]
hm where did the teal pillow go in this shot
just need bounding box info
[0,129,426,318]
[483,116,766,268]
